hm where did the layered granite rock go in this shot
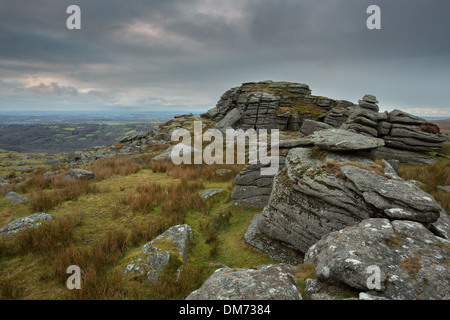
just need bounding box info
[204,82,449,165]
[231,156,285,207]
[201,81,337,131]
[244,145,444,263]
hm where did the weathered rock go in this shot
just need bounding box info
[300,120,332,136]
[305,218,450,300]
[215,108,242,130]
[310,129,384,151]
[64,169,95,181]
[214,169,233,177]
[244,147,443,263]
[437,186,450,193]
[0,178,9,186]
[42,170,62,179]
[372,146,439,165]
[323,108,346,128]
[358,95,379,112]
[273,138,314,149]
[4,192,30,205]
[151,144,201,162]
[304,278,322,298]
[388,109,426,125]
[186,264,302,300]
[124,224,193,284]
[231,156,285,207]
[0,213,53,236]
[201,189,224,200]
[429,209,450,240]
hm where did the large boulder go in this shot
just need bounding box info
[305,218,450,300]
[0,213,53,236]
[124,224,193,283]
[4,191,30,205]
[310,129,384,151]
[186,264,302,300]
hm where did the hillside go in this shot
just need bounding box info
[0,81,449,302]
[0,123,155,153]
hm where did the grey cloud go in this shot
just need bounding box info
[0,0,449,115]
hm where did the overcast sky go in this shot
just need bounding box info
[0,0,449,117]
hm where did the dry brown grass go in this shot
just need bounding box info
[88,156,141,181]
[400,253,422,278]
[148,159,243,183]
[146,263,214,300]
[420,122,440,134]
[53,229,129,299]
[29,179,99,212]
[0,277,24,300]
[398,159,450,212]
[4,212,84,256]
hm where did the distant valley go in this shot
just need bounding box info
[0,111,190,153]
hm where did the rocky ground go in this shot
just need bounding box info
[0,81,449,300]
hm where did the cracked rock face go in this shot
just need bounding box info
[244,147,444,262]
[186,264,302,300]
[304,218,450,300]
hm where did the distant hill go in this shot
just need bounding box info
[0,123,155,153]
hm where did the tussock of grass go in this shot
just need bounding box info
[11,212,84,256]
[88,156,141,181]
[29,180,99,212]
[398,157,450,213]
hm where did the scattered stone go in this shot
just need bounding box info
[201,189,224,200]
[64,169,95,181]
[244,147,443,262]
[42,170,63,179]
[4,191,30,205]
[437,186,450,193]
[124,225,193,284]
[186,264,302,300]
[214,169,233,177]
[0,213,53,236]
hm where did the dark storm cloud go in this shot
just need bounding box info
[0,0,449,115]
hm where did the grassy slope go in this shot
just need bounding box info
[0,161,274,300]
[0,141,448,300]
